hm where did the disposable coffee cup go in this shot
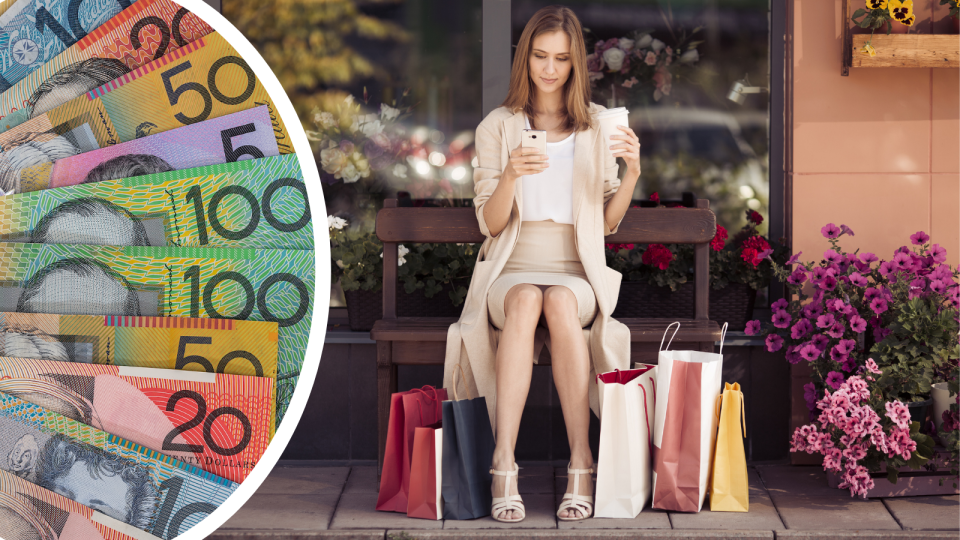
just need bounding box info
[597,107,630,156]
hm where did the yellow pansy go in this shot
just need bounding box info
[866,0,887,9]
[900,14,915,26]
[888,0,914,22]
[861,42,878,57]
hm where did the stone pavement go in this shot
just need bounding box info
[211,462,959,540]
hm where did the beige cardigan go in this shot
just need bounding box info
[442,102,631,438]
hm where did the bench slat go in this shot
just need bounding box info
[376,207,716,244]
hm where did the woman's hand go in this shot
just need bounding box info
[503,144,549,182]
[610,125,640,177]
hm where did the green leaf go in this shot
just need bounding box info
[887,467,900,485]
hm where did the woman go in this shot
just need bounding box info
[441,5,641,523]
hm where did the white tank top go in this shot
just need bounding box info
[521,114,575,224]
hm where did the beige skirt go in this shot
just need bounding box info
[487,220,599,330]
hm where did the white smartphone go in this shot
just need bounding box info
[521,129,547,156]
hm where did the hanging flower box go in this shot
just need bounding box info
[850,34,960,68]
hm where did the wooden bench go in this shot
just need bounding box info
[371,198,722,473]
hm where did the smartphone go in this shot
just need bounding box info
[521,129,547,156]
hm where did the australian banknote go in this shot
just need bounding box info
[7,105,281,193]
[0,357,274,482]
[0,389,237,539]
[0,0,213,131]
[0,154,311,249]
[0,465,160,540]
[0,311,279,380]
[0,0,138,92]
[0,242,314,425]
[0,31,293,196]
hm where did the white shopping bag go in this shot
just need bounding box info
[594,364,658,518]
[651,321,728,513]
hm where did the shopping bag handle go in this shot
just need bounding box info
[639,377,655,456]
[660,322,681,352]
[412,386,442,421]
[451,363,474,401]
[716,384,747,438]
[718,322,729,355]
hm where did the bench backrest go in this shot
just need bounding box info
[376,198,717,320]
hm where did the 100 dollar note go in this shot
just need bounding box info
[0,31,292,195]
[0,0,213,130]
[0,154,311,249]
[0,311,279,379]
[0,358,274,482]
[0,468,158,540]
[0,242,314,425]
[0,390,237,539]
[0,0,137,92]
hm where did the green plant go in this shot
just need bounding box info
[941,0,959,19]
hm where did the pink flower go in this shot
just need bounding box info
[786,251,803,266]
[821,223,841,239]
[824,250,842,264]
[929,244,947,263]
[910,231,930,245]
[863,287,882,303]
[621,76,639,88]
[788,269,808,285]
[826,371,845,390]
[804,382,818,411]
[745,320,761,335]
[860,252,879,264]
[930,279,949,295]
[870,297,888,315]
[772,310,792,328]
[800,343,821,362]
[823,448,843,472]
[878,260,895,278]
[811,333,830,351]
[827,322,845,339]
[865,358,882,374]
[840,224,855,237]
[817,313,836,329]
[849,315,867,333]
[644,51,657,65]
[885,401,911,430]
[791,318,813,340]
[772,298,789,311]
[766,334,784,352]
[786,346,803,364]
[849,272,868,287]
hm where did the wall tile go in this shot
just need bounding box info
[932,68,960,174]
[932,174,960,269]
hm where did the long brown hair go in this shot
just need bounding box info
[501,5,594,133]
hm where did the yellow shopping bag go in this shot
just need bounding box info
[709,382,748,512]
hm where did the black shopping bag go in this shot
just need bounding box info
[441,365,494,520]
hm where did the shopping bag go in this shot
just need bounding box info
[651,321,728,513]
[408,421,444,519]
[441,364,495,520]
[710,382,749,512]
[376,385,448,512]
[594,364,658,518]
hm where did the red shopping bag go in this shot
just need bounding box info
[376,386,448,512]
[407,422,443,519]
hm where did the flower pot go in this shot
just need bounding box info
[344,279,468,331]
[907,397,933,425]
[825,446,959,498]
[612,281,757,331]
[932,382,955,431]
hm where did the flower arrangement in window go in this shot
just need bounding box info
[852,0,917,57]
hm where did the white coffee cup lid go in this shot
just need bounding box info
[597,107,629,118]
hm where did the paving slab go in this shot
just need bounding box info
[554,475,672,529]
[442,494,556,529]
[756,465,900,531]
[516,465,555,494]
[775,532,960,540]
[254,466,350,495]
[344,466,380,494]
[219,493,340,530]
[387,531,775,539]
[210,532,384,540]
[669,469,785,530]
[330,491,442,530]
[882,495,960,530]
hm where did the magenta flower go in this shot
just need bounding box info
[802,303,822,319]
[929,244,947,263]
[837,339,856,356]
[821,223,841,239]
[830,344,849,362]
[772,298,789,311]
[827,322,845,339]
[860,252,879,265]
[825,371,845,390]
[878,260,894,277]
[824,250,842,264]
[813,267,829,281]
[819,276,838,291]
[788,269,808,285]
[826,299,845,312]
[840,224,855,237]
[865,358,882,374]
[910,231,930,245]
[791,318,813,340]
[745,320,761,336]
[870,297,888,315]
[800,343,821,362]
[766,333,784,352]
[863,287,882,303]
[892,252,913,272]
[817,313,836,329]
[787,251,803,265]
[885,401,911,430]
[930,279,949,295]
[786,346,802,364]
[772,310,792,328]
[811,333,830,351]
[873,326,892,342]
[804,381,818,411]
[849,315,867,333]
[849,272,868,288]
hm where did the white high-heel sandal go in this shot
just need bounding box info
[490,462,526,522]
[557,463,594,521]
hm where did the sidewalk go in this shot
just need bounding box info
[211,462,959,540]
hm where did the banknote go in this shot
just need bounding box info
[0,390,237,539]
[0,467,159,540]
[0,242,315,425]
[0,0,137,92]
[0,0,213,131]
[0,31,293,196]
[0,312,279,380]
[0,358,274,482]
[7,105,281,193]
[0,154,311,249]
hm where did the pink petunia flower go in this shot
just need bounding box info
[824,250,842,264]
[849,315,867,333]
[791,318,812,340]
[860,252,879,265]
[817,313,836,329]
[800,343,820,362]
[840,224,855,237]
[745,320,761,335]
[811,333,830,351]
[766,334,784,352]
[772,298,789,311]
[849,272,869,288]
[787,251,803,265]
[819,276,838,291]
[821,223,841,239]
[826,322,845,339]
[929,244,947,263]
[825,371,845,390]
[772,310,792,328]
[870,297,888,315]
[910,231,930,245]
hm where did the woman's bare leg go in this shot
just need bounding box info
[491,283,542,520]
[542,285,594,519]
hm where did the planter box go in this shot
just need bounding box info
[612,281,757,331]
[344,279,467,331]
[850,34,960,68]
[826,447,959,498]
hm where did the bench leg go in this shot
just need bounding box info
[376,341,397,480]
